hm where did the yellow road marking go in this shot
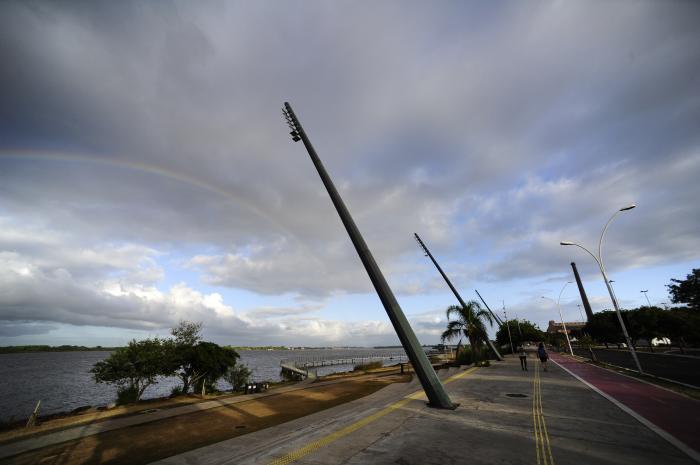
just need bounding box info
[532,368,541,465]
[533,361,555,465]
[265,367,479,465]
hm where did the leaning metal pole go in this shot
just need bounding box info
[414,233,503,361]
[283,103,455,409]
[503,306,514,355]
[474,289,504,326]
[570,262,593,321]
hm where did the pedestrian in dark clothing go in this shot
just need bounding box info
[518,345,528,371]
[537,342,548,371]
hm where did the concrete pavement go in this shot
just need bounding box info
[153,355,697,465]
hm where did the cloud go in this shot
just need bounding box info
[481,152,700,281]
[0,1,699,341]
[246,304,323,318]
[0,227,408,345]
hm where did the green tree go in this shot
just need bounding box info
[545,331,567,350]
[627,307,664,351]
[657,309,690,352]
[169,320,204,394]
[441,301,493,362]
[91,338,171,403]
[585,311,624,347]
[172,320,203,346]
[495,319,544,347]
[658,307,700,346]
[190,342,240,395]
[667,268,700,310]
[225,364,253,391]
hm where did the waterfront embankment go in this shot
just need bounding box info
[0,366,411,465]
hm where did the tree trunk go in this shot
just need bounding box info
[179,374,190,395]
[138,382,150,401]
[469,335,479,363]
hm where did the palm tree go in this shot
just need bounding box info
[441,300,494,361]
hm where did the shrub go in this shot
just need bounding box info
[170,386,183,397]
[578,334,594,347]
[353,361,383,372]
[116,386,139,405]
[455,347,473,366]
[225,364,253,391]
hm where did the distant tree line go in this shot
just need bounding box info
[0,345,122,354]
[583,306,699,351]
[225,346,288,351]
[573,268,699,351]
[90,321,251,405]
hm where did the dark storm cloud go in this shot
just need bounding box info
[0,1,699,336]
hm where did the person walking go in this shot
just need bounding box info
[518,345,528,371]
[537,342,548,372]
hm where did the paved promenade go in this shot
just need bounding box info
[153,355,698,465]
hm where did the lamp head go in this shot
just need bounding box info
[560,241,575,246]
[282,103,302,143]
[620,204,636,211]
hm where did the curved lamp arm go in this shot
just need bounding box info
[598,204,636,274]
[562,242,602,272]
[558,281,572,305]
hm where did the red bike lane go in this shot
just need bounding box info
[550,352,700,462]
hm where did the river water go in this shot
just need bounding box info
[0,348,407,422]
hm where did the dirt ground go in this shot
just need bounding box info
[1,372,410,465]
[0,390,253,443]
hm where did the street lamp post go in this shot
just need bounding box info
[560,204,644,374]
[641,290,651,307]
[542,281,574,356]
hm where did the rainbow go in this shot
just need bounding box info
[0,150,294,238]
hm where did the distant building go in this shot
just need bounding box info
[547,320,585,335]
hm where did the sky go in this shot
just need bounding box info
[1,1,699,348]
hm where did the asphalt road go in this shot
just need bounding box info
[572,347,700,387]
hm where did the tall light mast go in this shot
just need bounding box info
[282,103,456,409]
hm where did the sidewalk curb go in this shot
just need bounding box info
[552,358,700,464]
